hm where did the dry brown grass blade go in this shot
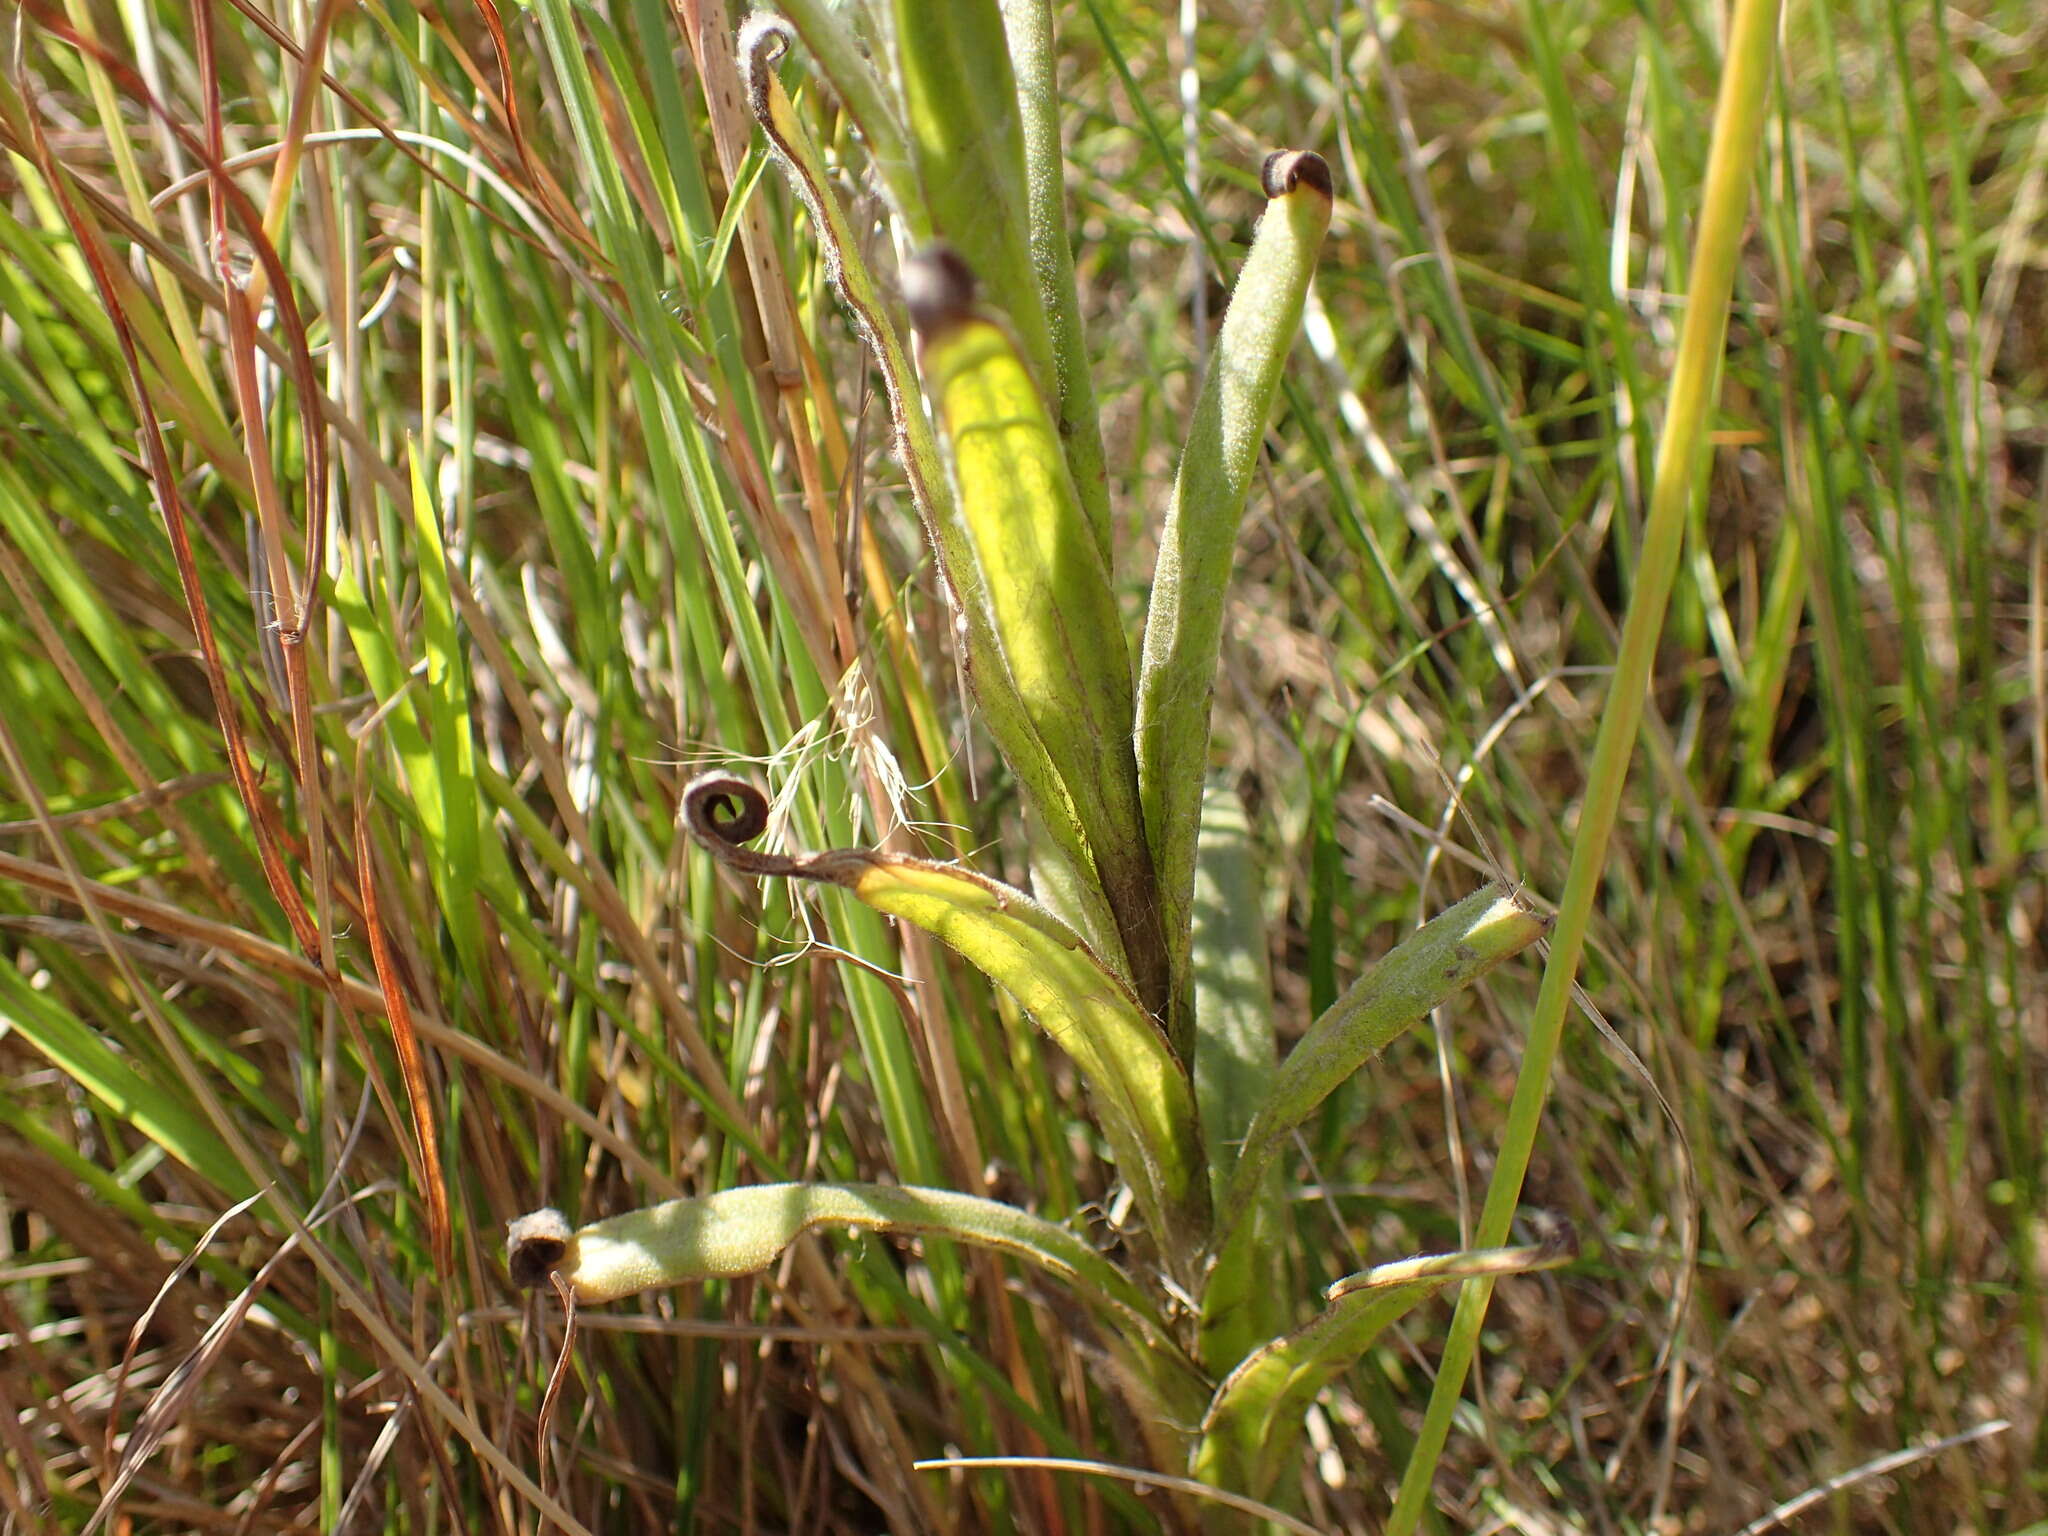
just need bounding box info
[352,787,455,1280]
[99,1190,269,1476]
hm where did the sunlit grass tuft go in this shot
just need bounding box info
[1,0,2042,1531]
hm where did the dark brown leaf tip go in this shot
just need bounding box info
[1260,149,1333,201]
[681,773,815,879]
[738,13,792,116]
[1524,1208,1581,1263]
[684,774,772,848]
[903,245,977,338]
[507,1208,573,1290]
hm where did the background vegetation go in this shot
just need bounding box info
[1,0,2043,1531]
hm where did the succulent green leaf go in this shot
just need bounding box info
[851,858,1207,1263]
[911,265,1173,1037]
[739,21,1123,963]
[1209,884,1549,1268]
[1187,784,1286,1374]
[1136,151,1333,1031]
[913,309,1130,781]
[509,1182,1195,1374]
[1189,784,1276,1177]
[999,0,1113,564]
[1193,1239,1574,1497]
[894,0,1058,408]
[683,778,1207,1273]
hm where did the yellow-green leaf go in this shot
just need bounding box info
[911,259,1172,1036]
[739,21,1124,967]
[683,777,1207,1272]
[1137,151,1333,1035]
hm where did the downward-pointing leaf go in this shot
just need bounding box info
[509,1180,1213,1441]
[683,777,1208,1275]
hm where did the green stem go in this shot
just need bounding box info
[1385,0,1784,1526]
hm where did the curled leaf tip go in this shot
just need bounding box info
[680,774,867,884]
[681,773,806,879]
[903,245,977,337]
[684,773,771,846]
[735,10,791,62]
[506,1207,572,1289]
[1260,149,1332,201]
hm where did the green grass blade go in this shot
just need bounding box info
[1385,0,1786,1524]
[0,970,255,1200]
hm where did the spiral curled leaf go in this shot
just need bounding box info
[683,777,1208,1272]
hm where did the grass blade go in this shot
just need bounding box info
[1385,0,1786,1525]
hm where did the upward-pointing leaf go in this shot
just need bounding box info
[1137,151,1334,1038]
[895,0,1058,412]
[738,20,1125,974]
[1193,1237,1576,1498]
[1188,784,1285,1375]
[1000,0,1115,564]
[908,253,1173,1038]
[1212,883,1550,1261]
[1200,882,1550,1366]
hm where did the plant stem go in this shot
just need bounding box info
[1385,0,1785,1526]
